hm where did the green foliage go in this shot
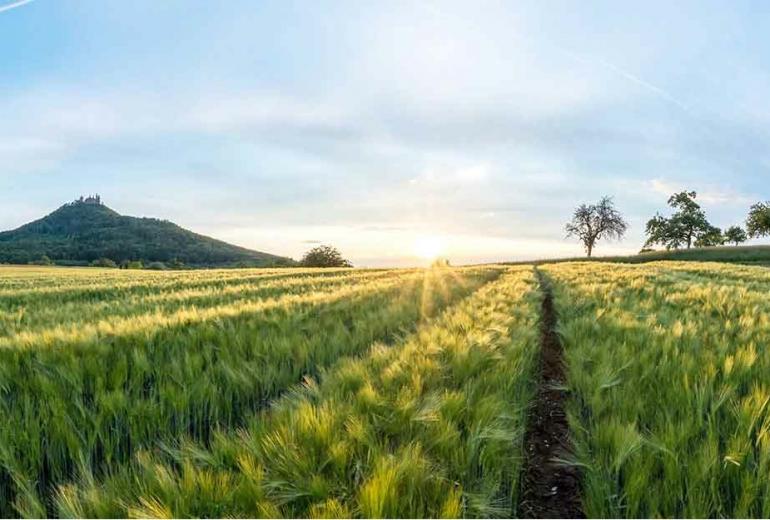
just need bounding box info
[747,202,770,238]
[0,199,295,267]
[90,257,118,268]
[645,191,713,250]
[121,260,144,269]
[28,254,53,266]
[300,245,352,268]
[694,224,724,247]
[565,196,628,257]
[724,226,748,246]
[506,245,770,268]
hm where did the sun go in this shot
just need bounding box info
[413,235,445,260]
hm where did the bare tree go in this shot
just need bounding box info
[566,196,628,257]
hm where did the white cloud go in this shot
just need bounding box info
[187,93,348,134]
[648,178,754,206]
[410,162,492,185]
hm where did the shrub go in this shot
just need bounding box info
[301,245,353,268]
[29,255,53,266]
[90,258,118,268]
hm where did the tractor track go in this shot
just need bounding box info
[517,269,584,519]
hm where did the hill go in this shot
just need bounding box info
[507,245,770,267]
[0,197,295,267]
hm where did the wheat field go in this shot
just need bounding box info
[1,262,769,517]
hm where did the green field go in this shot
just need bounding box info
[1,262,769,517]
[509,244,770,267]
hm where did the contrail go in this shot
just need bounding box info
[0,0,34,14]
[568,51,691,112]
[514,33,691,113]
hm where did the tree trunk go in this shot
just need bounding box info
[587,243,593,257]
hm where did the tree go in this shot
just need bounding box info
[644,213,683,250]
[644,191,712,250]
[121,260,144,269]
[565,196,628,257]
[724,226,748,246]
[694,225,724,248]
[90,257,117,268]
[747,202,770,238]
[300,245,353,268]
[29,254,53,266]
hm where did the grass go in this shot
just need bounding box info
[506,244,770,268]
[544,261,770,517]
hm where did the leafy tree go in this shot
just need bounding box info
[301,245,353,267]
[694,225,724,248]
[29,255,53,266]
[90,257,118,268]
[645,191,712,249]
[724,226,748,246]
[565,196,628,257]
[644,214,682,250]
[168,258,186,269]
[747,202,770,238]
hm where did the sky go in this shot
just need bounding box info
[1,0,769,266]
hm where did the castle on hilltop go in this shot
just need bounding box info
[76,194,102,205]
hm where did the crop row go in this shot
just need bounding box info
[53,267,541,518]
[0,267,392,306]
[0,267,500,516]
[0,269,403,338]
[544,261,770,518]
[6,260,766,518]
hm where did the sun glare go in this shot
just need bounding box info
[413,235,445,260]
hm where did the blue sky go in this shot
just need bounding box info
[1,0,768,266]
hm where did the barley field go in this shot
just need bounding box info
[544,262,770,518]
[1,262,769,518]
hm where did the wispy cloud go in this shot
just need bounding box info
[0,0,33,14]
[648,178,754,206]
[409,163,492,185]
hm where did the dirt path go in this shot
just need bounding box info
[517,269,584,518]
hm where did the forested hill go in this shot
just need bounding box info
[0,199,295,267]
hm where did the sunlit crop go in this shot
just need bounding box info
[0,265,504,516]
[49,268,541,518]
[544,261,770,518]
[4,260,768,518]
